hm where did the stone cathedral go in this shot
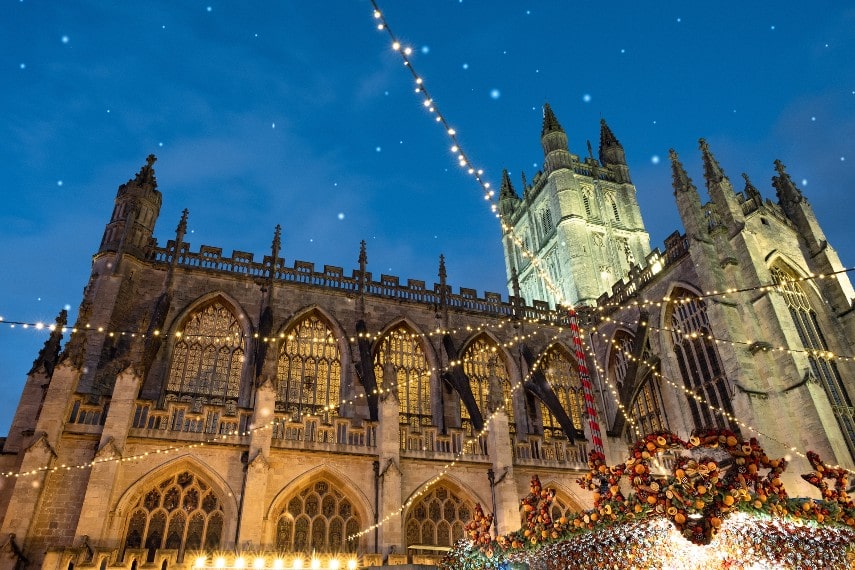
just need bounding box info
[1,104,853,570]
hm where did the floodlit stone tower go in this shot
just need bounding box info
[499,104,651,307]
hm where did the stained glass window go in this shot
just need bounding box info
[374,324,432,428]
[405,486,472,548]
[277,313,342,422]
[122,472,223,558]
[772,266,855,455]
[274,478,361,553]
[166,302,245,408]
[461,337,515,435]
[538,345,583,440]
[608,331,668,439]
[668,289,738,432]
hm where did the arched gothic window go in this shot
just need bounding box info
[374,324,432,429]
[771,266,855,455]
[539,346,584,441]
[668,289,737,432]
[582,194,593,218]
[461,337,515,436]
[610,198,621,222]
[276,313,342,422]
[608,331,668,440]
[541,208,554,234]
[274,479,361,553]
[167,301,245,412]
[123,471,223,559]
[405,486,471,549]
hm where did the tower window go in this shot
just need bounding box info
[583,194,592,218]
[610,199,621,222]
[541,208,554,234]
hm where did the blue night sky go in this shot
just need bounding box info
[1,1,853,434]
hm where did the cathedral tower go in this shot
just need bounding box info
[499,105,651,307]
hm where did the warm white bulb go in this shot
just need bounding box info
[392,41,400,50]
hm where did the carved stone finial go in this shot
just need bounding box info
[699,138,726,185]
[669,149,697,193]
[29,309,67,377]
[438,254,447,283]
[358,240,368,266]
[742,172,761,199]
[541,102,564,136]
[271,224,282,260]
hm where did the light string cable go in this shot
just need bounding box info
[585,328,855,477]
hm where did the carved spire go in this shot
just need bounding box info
[438,254,447,284]
[520,170,528,192]
[29,309,67,377]
[358,239,368,268]
[271,224,282,262]
[133,154,158,188]
[742,173,761,200]
[175,208,188,244]
[499,169,520,217]
[541,102,564,136]
[699,138,726,185]
[772,159,803,205]
[599,119,626,163]
[669,149,697,193]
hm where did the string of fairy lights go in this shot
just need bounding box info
[587,328,855,476]
[0,0,853,555]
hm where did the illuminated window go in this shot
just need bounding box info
[405,486,471,548]
[123,472,223,559]
[166,301,245,408]
[277,313,342,422]
[461,337,515,435]
[772,266,855,455]
[668,289,737,432]
[274,479,360,553]
[608,331,668,439]
[374,324,432,429]
[539,345,584,440]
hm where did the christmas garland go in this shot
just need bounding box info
[441,429,855,570]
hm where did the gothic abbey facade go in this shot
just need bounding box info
[1,105,853,569]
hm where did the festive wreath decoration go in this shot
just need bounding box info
[441,430,855,570]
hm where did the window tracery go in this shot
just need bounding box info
[123,471,223,558]
[405,486,471,548]
[668,289,737,432]
[539,345,584,440]
[374,324,432,429]
[461,337,515,435]
[771,266,855,455]
[166,302,245,411]
[274,479,360,553]
[608,331,668,439]
[276,313,342,422]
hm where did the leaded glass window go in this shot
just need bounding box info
[668,289,737,432]
[771,266,855,456]
[608,331,668,439]
[374,324,432,429]
[539,345,584,440]
[122,471,223,559]
[274,479,360,553]
[405,486,471,548]
[166,302,245,408]
[276,313,342,422]
[461,337,515,435]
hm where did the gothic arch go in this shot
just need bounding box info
[372,318,441,428]
[402,476,484,549]
[662,284,737,433]
[264,466,372,552]
[764,252,825,300]
[114,456,239,522]
[532,341,584,440]
[113,456,238,559]
[162,292,254,410]
[274,307,350,421]
[458,332,519,435]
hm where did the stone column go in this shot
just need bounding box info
[238,379,276,548]
[377,363,402,555]
[485,379,518,536]
[74,366,142,543]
